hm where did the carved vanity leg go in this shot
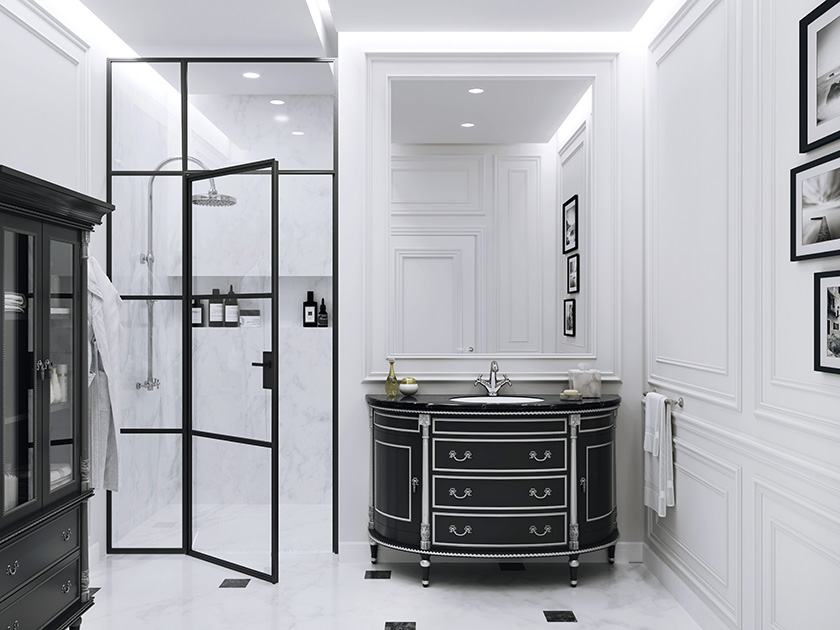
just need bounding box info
[69,620,81,630]
[370,542,379,564]
[608,545,616,565]
[568,554,580,587]
[420,554,431,587]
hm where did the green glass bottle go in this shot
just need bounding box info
[385,357,399,397]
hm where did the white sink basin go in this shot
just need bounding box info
[450,396,544,404]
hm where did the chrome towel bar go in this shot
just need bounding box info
[642,389,684,408]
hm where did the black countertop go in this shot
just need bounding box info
[365,393,621,413]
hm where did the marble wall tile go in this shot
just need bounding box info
[279,175,333,276]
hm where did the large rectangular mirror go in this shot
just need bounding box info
[364,54,621,380]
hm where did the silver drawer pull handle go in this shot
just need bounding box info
[411,477,419,493]
[529,450,552,462]
[448,525,472,537]
[5,561,19,576]
[529,525,552,537]
[449,487,472,500]
[8,620,19,630]
[60,580,72,594]
[529,488,552,500]
[448,450,472,462]
[61,528,72,541]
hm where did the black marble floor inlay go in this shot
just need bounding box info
[499,562,526,571]
[219,578,250,588]
[544,610,578,622]
[89,587,101,596]
[365,570,392,579]
[384,623,416,630]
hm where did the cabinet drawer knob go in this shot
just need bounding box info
[61,528,72,541]
[448,450,472,462]
[529,487,552,500]
[448,487,472,500]
[7,620,19,630]
[411,477,419,493]
[528,525,552,537]
[60,580,72,594]
[529,450,552,462]
[5,560,19,576]
[448,525,472,537]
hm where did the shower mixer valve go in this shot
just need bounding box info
[139,252,155,265]
[136,377,160,391]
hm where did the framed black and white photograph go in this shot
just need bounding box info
[815,270,840,373]
[562,195,578,254]
[567,254,579,294]
[801,0,840,152]
[563,298,576,337]
[791,149,840,260]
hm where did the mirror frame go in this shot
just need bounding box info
[363,53,621,382]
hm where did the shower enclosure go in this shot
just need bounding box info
[106,59,336,582]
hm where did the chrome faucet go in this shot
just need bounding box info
[474,361,511,396]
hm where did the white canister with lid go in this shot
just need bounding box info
[568,363,601,398]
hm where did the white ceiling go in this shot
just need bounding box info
[329,0,655,33]
[391,78,592,145]
[80,0,655,145]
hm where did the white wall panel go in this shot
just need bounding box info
[390,155,484,215]
[0,0,89,190]
[495,157,540,352]
[647,0,741,409]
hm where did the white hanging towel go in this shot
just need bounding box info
[643,392,675,517]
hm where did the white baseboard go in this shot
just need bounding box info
[339,540,642,564]
[643,543,731,630]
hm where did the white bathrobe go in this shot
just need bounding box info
[88,256,122,491]
[643,392,675,517]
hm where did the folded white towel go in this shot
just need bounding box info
[4,292,24,303]
[50,464,73,484]
[643,392,675,518]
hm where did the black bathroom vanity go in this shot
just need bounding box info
[366,393,621,587]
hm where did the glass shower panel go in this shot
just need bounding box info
[2,228,36,515]
[192,437,272,575]
[186,62,335,171]
[111,62,183,172]
[119,299,183,429]
[47,238,75,493]
[111,433,183,549]
[110,175,183,296]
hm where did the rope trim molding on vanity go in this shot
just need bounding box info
[367,404,620,418]
[368,530,619,559]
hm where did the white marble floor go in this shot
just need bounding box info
[84,553,702,629]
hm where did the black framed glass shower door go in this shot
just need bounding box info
[185,159,279,582]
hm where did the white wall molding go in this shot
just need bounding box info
[390,154,486,216]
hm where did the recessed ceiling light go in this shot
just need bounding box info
[461,122,475,128]
[292,131,305,136]
[269,99,285,105]
[243,72,260,79]
[274,115,289,122]
[468,88,484,94]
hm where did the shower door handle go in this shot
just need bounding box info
[251,351,274,390]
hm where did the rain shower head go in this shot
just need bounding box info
[192,180,237,207]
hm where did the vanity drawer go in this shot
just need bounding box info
[433,475,567,510]
[0,507,79,601]
[432,512,568,548]
[433,438,566,472]
[0,555,79,629]
[433,417,567,436]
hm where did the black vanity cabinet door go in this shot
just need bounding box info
[576,416,617,547]
[372,412,422,546]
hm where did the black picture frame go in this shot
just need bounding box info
[567,254,579,294]
[800,0,840,152]
[563,298,576,337]
[791,148,840,260]
[814,270,840,374]
[562,195,578,254]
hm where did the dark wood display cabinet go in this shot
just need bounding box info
[0,166,112,629]
[366,393,620,587]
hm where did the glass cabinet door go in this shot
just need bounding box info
[2,220,39,525]
[44,229,80,506]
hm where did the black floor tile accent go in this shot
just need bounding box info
[365,570,392,579]
[544,610,577,622]
[384,623,416,630]
[219,578,250,588]
[89,587,101,596]
[499,562,526,571]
